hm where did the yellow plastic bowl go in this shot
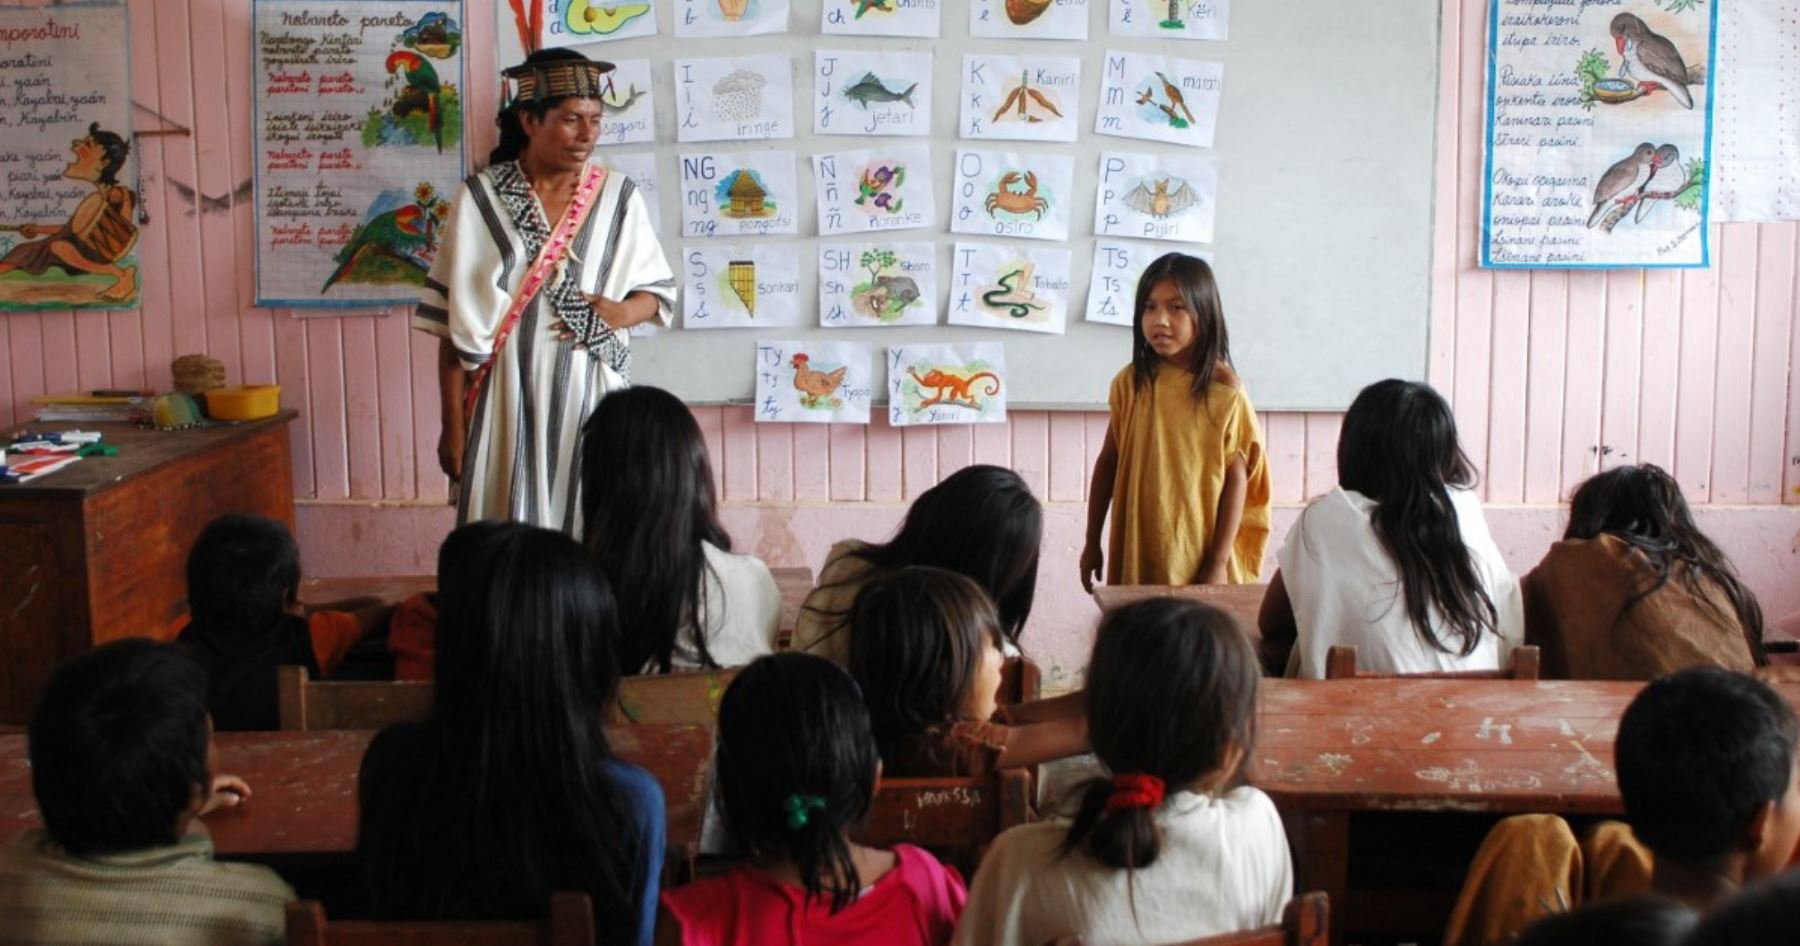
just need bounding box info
[205,385,282,421]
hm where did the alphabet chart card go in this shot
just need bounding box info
[598,60,655,146]
[679,151,799,238]
[820,0,941,37]
[1095,50,1224,148]
[675,54,796,143]
[888,342,1009,426]
[1085,239,1212,326]
[1094,151,1219,243]
[815,50,933,137]
[958,54,1081,143]
[674,0,789,36]
[601,151,663,231]
[682,244,804,328]
[540,0,656,45]
[754,339,874,424]
[969,0,1087,41]
[813,145,936,235]
[947,242,1071,335]
[950,150,1075,242]
[1109,0,1229,41]
[818,241,939,328]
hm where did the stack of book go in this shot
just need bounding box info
[31,391,152,424]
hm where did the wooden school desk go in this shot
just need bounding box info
[0,412,298,723]
[0,723,715,856]
[1253,678,1800,945]
[1091,583,1268,631]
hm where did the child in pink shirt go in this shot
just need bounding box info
[657,653,966,946]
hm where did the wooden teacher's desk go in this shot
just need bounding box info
[0,412,299,722]
[0,723,714,855]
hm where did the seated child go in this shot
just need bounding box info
[1684,870,1800,946]
[357,521,665,946]
[794,465,1042,665]
[658,652,967,945]
[1525,463,1765,679]
[0,639,291,946]
[1445,667,1800,945]
[1261,379,1522,677]
[848,566,1085,778]
[178,514,387,729]
[952,598,1292,945]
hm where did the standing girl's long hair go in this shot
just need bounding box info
[581,386,733,675]
[362,521,634,940]
[1335,379,1498,657]
[804,464,1041,646]
[1565,464,1766,665]
[1130,252,1231,401]
[1061,598,1260,869]
[715,653,880,913]
[847,567,1005,774]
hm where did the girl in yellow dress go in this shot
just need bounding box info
[1081,253,1271,589]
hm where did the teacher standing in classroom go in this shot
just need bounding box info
[414,48,675,533]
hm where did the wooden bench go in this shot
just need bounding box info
[1323,644,1542,680]
[1092,584,1280,671]
[286,891,593,946]
[277,665,744,731]
[1174,892,1329,946]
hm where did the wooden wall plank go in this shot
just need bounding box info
[1558,272,1606,498]
[791,424,831,502]
[1302,413,1338,501]
[900,426,939,501]
[304,319,350,499]
[1010,412,1050,499]
[1047,414,1087,502]
[865,419,903,502]
[1710,224,1760,505]
[936,424,974,482]
[1427,0,1463,393]
[74,314,114,391]
[38,315,78,396]
[720,406,758,503]
[972,420,1010,468]
[375,311,416,499]
[754,419,794,503]
[1485,274,1532,503]
[1673,232,1723,501]
[409,332,447,503]
[189,0,242,378]
[1599,269,1643,468]
[6,318,46,426]
[341,317,383,499]
[151,0,208,361]
[127,0,177,396]
[1637,269,1682,469]
[828,423,866,501]
[1748,223,1795,503]
[1447,0,1494,474]
[222,0,273,385]
[1523,272,1569,503]
[1264,413,1308,506]
[274,313,316,496]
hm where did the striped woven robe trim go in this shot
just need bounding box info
[412,165,676,533]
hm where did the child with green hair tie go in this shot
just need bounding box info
[657,653,967,945]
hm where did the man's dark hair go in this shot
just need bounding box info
[29,639,210,856]
[1616,667,1798,865]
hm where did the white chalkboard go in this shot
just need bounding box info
[496,0,1438,411]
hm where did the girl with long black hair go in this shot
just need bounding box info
[1259,379,1523,677]
[1523,463,1765,678]
[356,521,665,946]
[581,385,780,674]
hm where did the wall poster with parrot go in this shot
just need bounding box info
[252,1,467,306]
[1480,0,1716,268]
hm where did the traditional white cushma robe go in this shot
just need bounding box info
[413,163,675,533]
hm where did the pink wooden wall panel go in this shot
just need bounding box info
[3,0,1797,523]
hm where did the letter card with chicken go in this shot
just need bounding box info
[754,339,873,424]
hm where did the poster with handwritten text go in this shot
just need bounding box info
[950,149,1074,242]
[754,339,873,424]
[815,49,931,138]
[0,2,137,312]
[682,243,803,328]
[969,0,1087,41]
[821,0,940,37]
[888,342,1008,427]
[813,145,936,236]
[1094,150,1218,243]
[679,150,799,238]
[1085,239,1212,326]
[675,0,789,37]
[253,1,467,307]
[598,59,655,146]
[818,241,938,327]
[1480,1,1716,267]
[1094,49,1223,148]
[675,53,795,143]
[535,0,656,47]
[947,241,1070,335]
[959,54,1080,143]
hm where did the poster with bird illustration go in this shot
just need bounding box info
[682,243,803,328]
[1480,0,1716,267]
[887,343,1008,427]
[253,2,467,308]
[947,242,1071,335]
[1095,49,1224,149]
[1109,0,1230,41]
[754,340,873,424]
[959,54,1081,143]
[821,0,941,37]
[815,50,932,137]
[1094,151,1219,243]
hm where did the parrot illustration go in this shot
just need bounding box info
[386,50,444,152]
[320,203,438,293]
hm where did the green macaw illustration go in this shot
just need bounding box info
[321,202,438,293]
[386,51,444,152]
